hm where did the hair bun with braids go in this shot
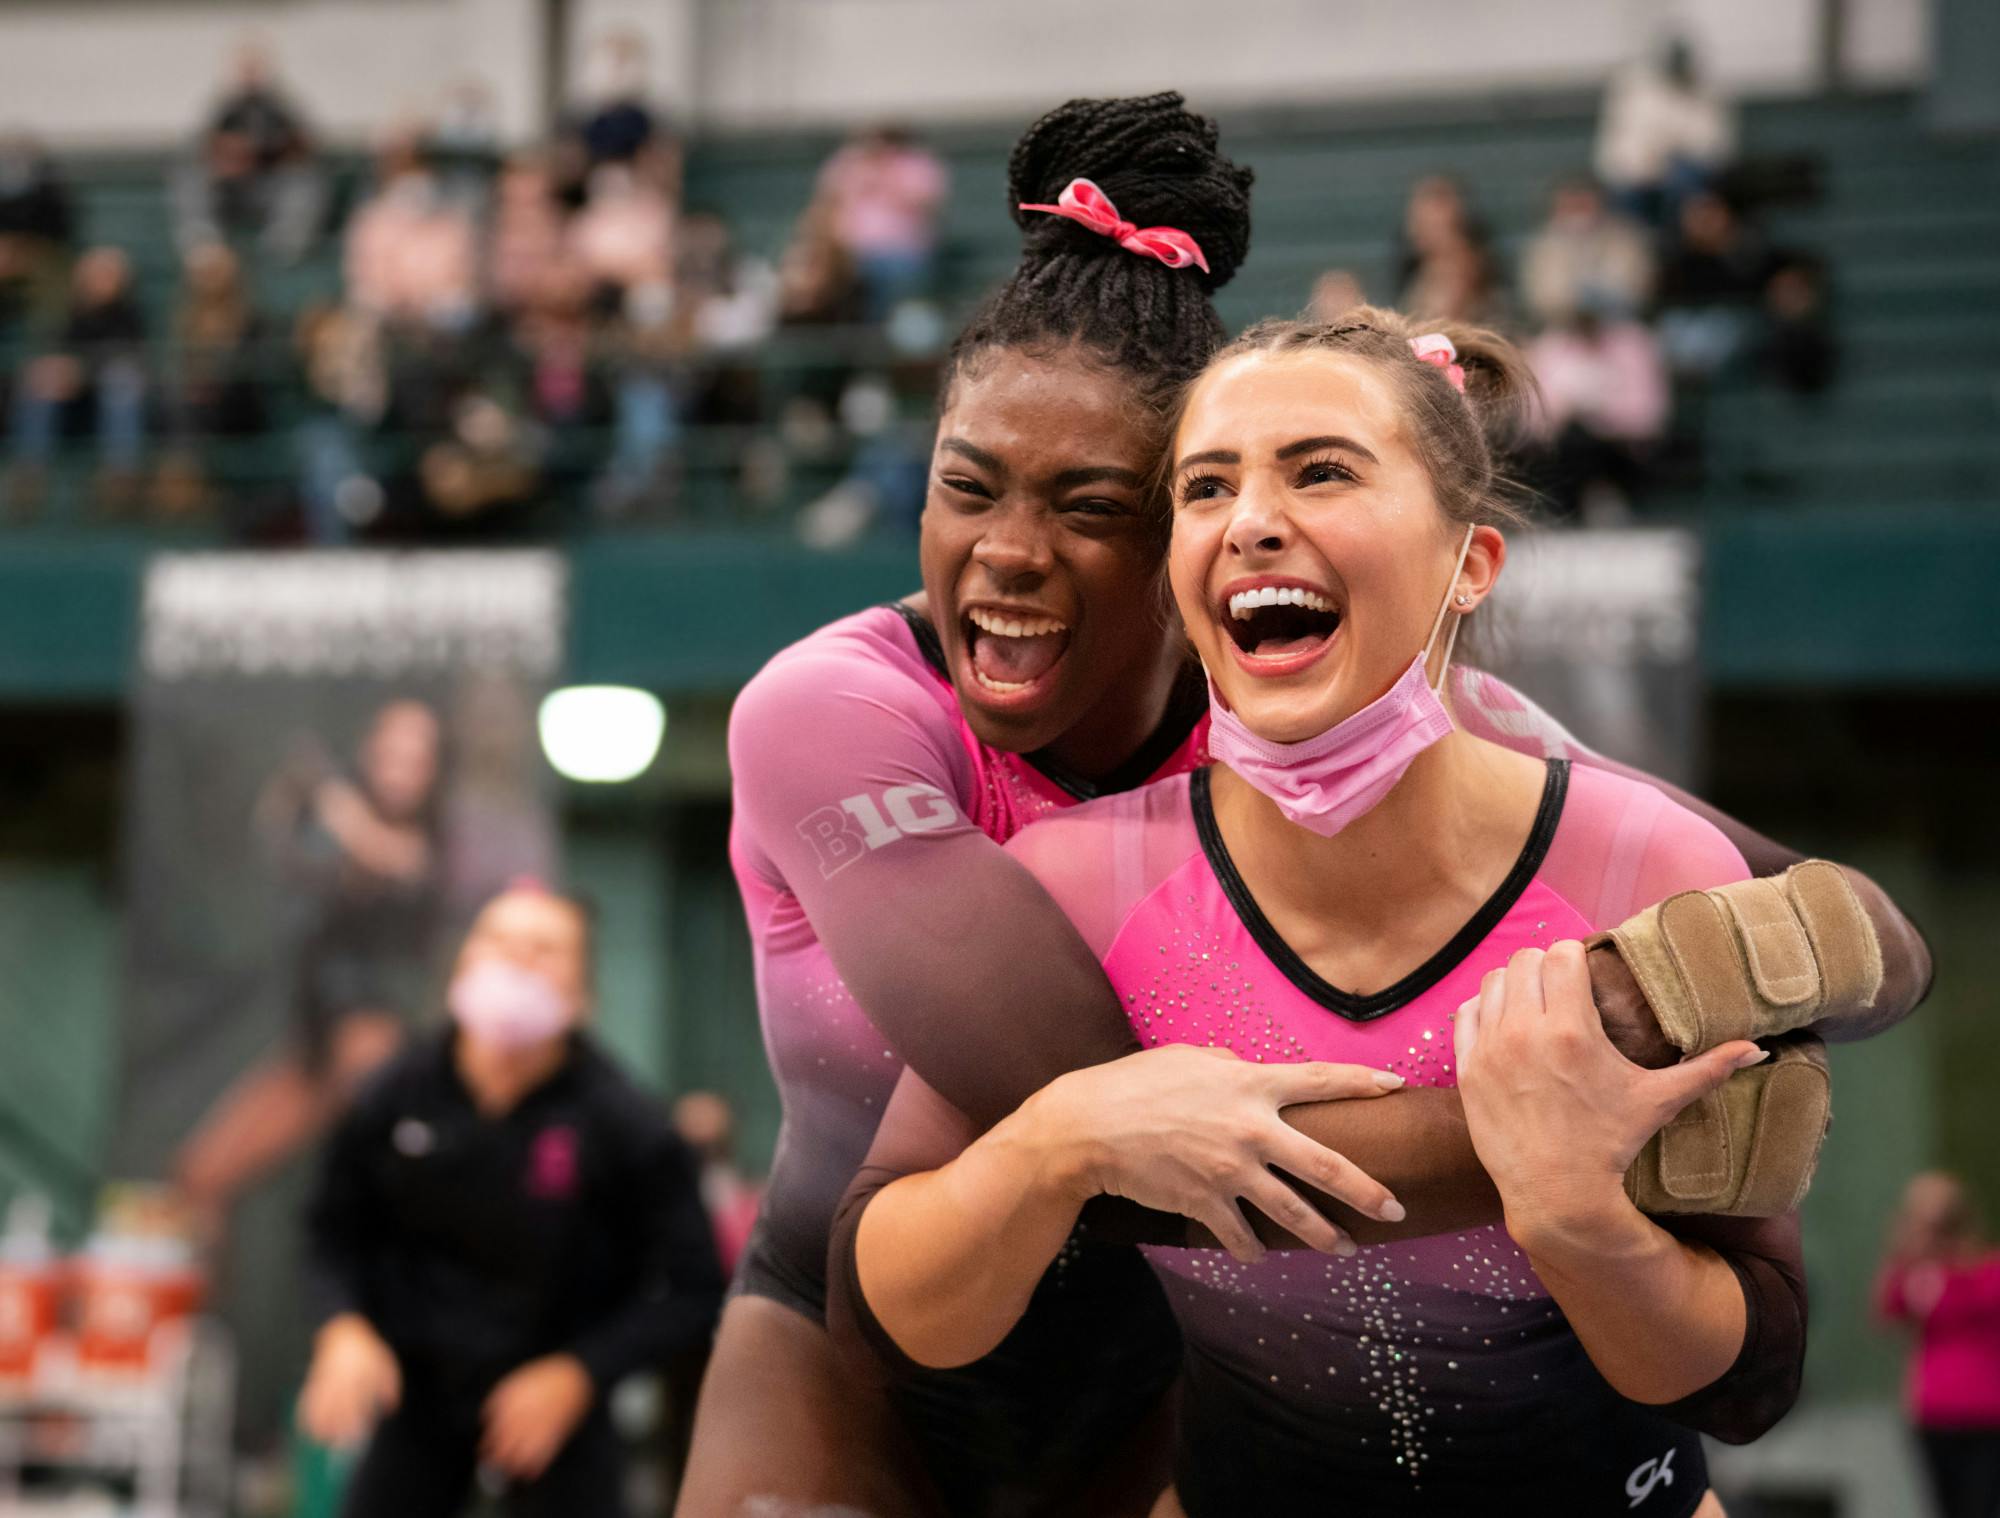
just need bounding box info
[947,94,1253,416]
[1008,92,1253,293]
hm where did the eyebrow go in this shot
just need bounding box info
[939,437,1003,472]
[941,439,1143,491]
[1175,435,1382,474]
[1174,448,1237,472]
[1277,434,1380,464]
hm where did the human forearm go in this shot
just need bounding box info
[1514,1199,1747,1406]
[855,1093,1090,1369]
[1833,865,1932,1041]
[1246,1087,1500,1246]
[1585,754,1933,1047]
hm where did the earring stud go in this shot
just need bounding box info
[1455,593,1471,606]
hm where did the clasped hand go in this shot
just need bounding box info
[1453,940,1764,1250]
[1033,1044,1407,1264]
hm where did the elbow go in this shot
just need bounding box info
[898,1332,987,1373]
[1700,1373,1803,1445]
[1651,1352,1805,1446]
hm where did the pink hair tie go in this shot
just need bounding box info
[1409,333,1467,393]
[1018,177,1210,274]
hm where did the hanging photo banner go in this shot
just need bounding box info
[1478,528,1702,786]
[116,550,565,1432]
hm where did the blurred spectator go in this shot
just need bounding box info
[777,212,862,332]
[1404,235,1507,328]
[299,884,723,1517]
[516,266,607,431]
[569,161,675,305]
[417,390,545,534]
[0,131,73,332]
[672,1090,762,1278]
[295,303,390,542]
[565,154,684,518]
[813,124,949,319]
[1656,190,1774,378]
[155,242,270,520]
[1528,309,1670,522]
[4,247,148,513]
[1595,36,1736,228]
[489,155,570,319]
[1307,269,1366,325]
[510,265,611,515]
[345,133,480,333]
[675,211,778,355]
[1521,178,1655,327]
[595,288,680,520]
[1876,1172,2000,1518]
[172,42,329,264]
[1395,175,1506,326]
[1758,253,1837,396]
[574,29,669,173]
[174,700,443,1238]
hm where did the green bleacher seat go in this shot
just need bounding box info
[6,88,1994,537]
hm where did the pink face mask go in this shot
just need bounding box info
[447,960,575,1050]
[1205,527,1473,838]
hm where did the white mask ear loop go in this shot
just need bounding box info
[1422,525,1477,696]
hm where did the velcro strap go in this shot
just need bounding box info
[1625,1035,1832,1216]
[1733,1037,1833,1214]
[1658,891,1759,1050]
[1787,861,1884,1018]
[1656,1086,1733,1204]
[1720,877,1821,1010]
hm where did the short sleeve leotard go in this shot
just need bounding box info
[1003,758,1752,1517]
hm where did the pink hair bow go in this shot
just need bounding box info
[1409,333,1466,393]
[1018,178,1210,274]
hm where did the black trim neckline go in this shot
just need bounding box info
[1023,665,1207,802]
[888,600,950,678]
[885,601,1207,803]
[1190,757,1571,1023]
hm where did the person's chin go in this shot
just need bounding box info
[1212,664,1356,746]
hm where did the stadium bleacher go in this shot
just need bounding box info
[1,88,1995,699]
[12,89,1997,522]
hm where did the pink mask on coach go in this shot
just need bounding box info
[447,960,574,1049]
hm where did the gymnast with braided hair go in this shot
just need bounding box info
[682,94,1932,1516]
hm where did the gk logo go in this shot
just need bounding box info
[798,786,961,877]
[1626,1448,1676,1508]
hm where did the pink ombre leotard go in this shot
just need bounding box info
[726,600,1788,1508]
[995,758,1754,1515]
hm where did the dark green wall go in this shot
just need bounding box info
[5,511,1999,705]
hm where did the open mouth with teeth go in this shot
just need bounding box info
[962,606,1073,696]
[1225,585,1342,661]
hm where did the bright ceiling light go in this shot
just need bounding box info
[538,686,666,783]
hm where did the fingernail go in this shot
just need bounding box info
[1735,1048,1772,1069]
[1373,1070,1405,1089]
[1377,1197,1406,1223]
[1334,1234,1358,1258]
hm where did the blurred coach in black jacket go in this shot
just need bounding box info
[301,883,723,1517]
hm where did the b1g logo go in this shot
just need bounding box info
[1626,1448,1676,1508]
[798,785,961,877]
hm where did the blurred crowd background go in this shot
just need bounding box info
[0,1,1995,1515]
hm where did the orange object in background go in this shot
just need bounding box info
[0,1257,63,1381]
[0,1196,62,1381]
[72,1185,207,1374]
